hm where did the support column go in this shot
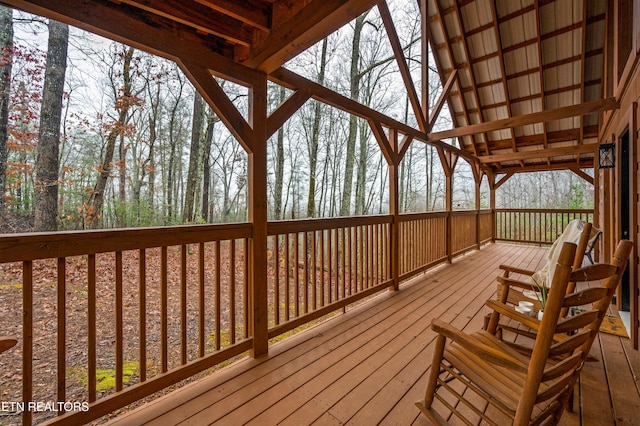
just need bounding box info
[248,75,269,357]
[437,147,455,263]
[445,171,452,262]
[488,171,496,243]
[474,169,482,249]
[389,130,400,290]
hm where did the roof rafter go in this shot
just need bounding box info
[378,1,428,131]
[427,97,618,142]
[117,0,253,46]
[533,0,550,165]
[478,144,595,164]
[194,0,271,32]
[490,0,522,167]
[270,67,476,163]
[246,0,380,73]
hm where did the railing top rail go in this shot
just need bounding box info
[0,222,253,262]
[268,215,392,235]
[495,208,593,214]
[398,209,492,222]
[397,211,448,222]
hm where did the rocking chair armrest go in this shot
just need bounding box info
[0,335,17,354]
[485,300,541,331]
[499,264,536,277]
[430,319,528,373]
[496,276,538,291]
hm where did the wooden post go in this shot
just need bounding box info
[248,74,269,357]
[488,172,497,243]
[389,130,400,290]
[472,165,482,249]
[437,147,454,263]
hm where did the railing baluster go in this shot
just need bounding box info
[294,232,299,317]
[57,257,66,413]
[139,249,147,382]
[303,232,308,314]
[333,229,340,300]
[215,241,221,350]
[284,234,290,320]
[320,230,325,307]
[312,231,317,310]
[274,235,280,325]
[198,243,205,357]
[180,245,187,365]
[341,228,346,298]
[23,260,33,425]
[115,251,123,390]
[88,254,97,401]
[244,238,249,339]
[161,247,168,372]
[230,239,236,344]
[347,226,353,296]
[327,229,332,302]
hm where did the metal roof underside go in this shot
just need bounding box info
[428,0,606,173]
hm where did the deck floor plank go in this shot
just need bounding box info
[599,333,640,425]
[105,243,638,426]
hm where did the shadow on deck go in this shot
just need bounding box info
[107,243,640,425]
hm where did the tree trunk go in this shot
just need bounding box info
[0,6,12,227]
[87,46,134,229]
[354,120,368,215]
[34,20,68,232]
[184,92,203,222]
[340,14,367,216]
[117,132,126,227]
[274,86,286,219]
[307,38,328,218]
[201,111,215,221]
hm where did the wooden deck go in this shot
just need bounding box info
[106,243,640,425]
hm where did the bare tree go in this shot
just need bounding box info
[306,38,328,218]
[85,46,137,229]
[0,6,12,226]
[273,85,286,220]
[199,108,213,221]
[183,91,203,222]
[33,20,68,231]
[340,13,368,216]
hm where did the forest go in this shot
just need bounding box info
[0,2,593,233]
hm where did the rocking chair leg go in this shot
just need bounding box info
[417,334,447,410]
[567,387,575,413]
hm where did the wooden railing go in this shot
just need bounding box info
[267,216,393,338]
[398,212,448,279]
[494,209,594,245]
[0,224,253,425]
[398,210,493,280]
[0,210,496,424]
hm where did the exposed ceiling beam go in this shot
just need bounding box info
[0,0,261,81]
[267,89,311,139]
[426,97,618,142]
[118,0,253,46]
[270,67,476,163]
[378,1,427,131]
[492,159,595,174]
[477,144,596,164]
[194,0,271,32]
[246,0,379,73]
[428,69,457,131]
[571,167,594,185]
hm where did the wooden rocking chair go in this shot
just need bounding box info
[0,335,17,354]
[484,220,596,335]
[416,240,632,425]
